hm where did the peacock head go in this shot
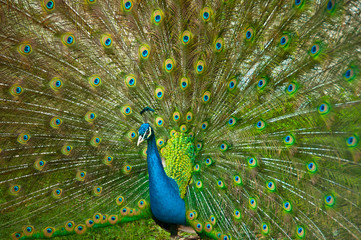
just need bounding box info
[137,123,153,146]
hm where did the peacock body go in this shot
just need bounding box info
[0,0,361,239]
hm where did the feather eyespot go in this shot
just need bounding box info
[12,232,23,240]
[210,215,216,225]
[187,211,196,220]
[18,133,30,144]
[85,111,96,122]
[124,75,137,88]
[170,130,177,137]
[343,67,356,81]
[194,164,200,172]
[18,43,32,55]
[325,195,335,207]
[156,138,165,147]
[204,222,212,232]
[61,33,75,46]
[201,121,208,130]
[23,226,34,236]
[127,130,137,141]
[52,188,62,199]
[50,77,63,90]
[217,180,225,189]
[75,224,86,235]
[195,180,203,189]
[86,219,95,228]
[123,164,132,174]
[90,136,101,147]
[247,157,258,168]
[153,10,163,25]
[108,215,118,225]
[173,111,181,122]
[155,117,164,127]
[93,213,102,223]
[202,91,211,103]
[122,106,132,116]
[155,88,164,100]
[257,77,268,90]
[245,27,254,41]
[65,221,75,232]
[346,135,358,148]
[279,34,291,48]
[286,82,298,95]
[297,226,305,238]
[228,117,237,127]
[283,201,292,212]
[215,37,224,52]
[233,175,242,185]
[103,155,113,165]
[34,159,46,170]
[116,196,125,205]
[195,60,205,74]
[89,75,101,87]
[43,227,55,238]
[318,103,330,115]
[139,45,150,59]
[219,143,229,152]
[186,112,193,122]
[101,34,113,48]
[10,84,23,97]
[180,124,187,132]
[284,135,295,145]
[76,171,86,181]
[266,180,276,192]
[93,186,102,196]
[123,0,133,11]
[43,227,55,234]
[180,77,190,90]
[50,117,62,129]
[195,222,202,232]
[43,0,55,10]
[181,30,192,45]
[101,214,109,223]
[205,157,213,166]
[10,185,21,195]
[294,0,304,7]
[309,43,322,58]
[307,162,317,173]
[228,78,237,91]
[249,197,257,209]
[222,235,230,240]
[138,199,147,209]
[196,142,203,150]
[261,223,269,235]
[255,120,266,130]
[233,210,241,219]
[326,0,336,12]
[201,7,212,22]
[86,0,96,3]
[164,58,175,73]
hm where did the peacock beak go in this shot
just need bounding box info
[137,135,145,146]
[137,127,152,146]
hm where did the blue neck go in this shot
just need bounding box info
[146,133,186,225]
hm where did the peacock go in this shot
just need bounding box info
[1,0,361,239]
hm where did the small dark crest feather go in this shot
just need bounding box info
[140,107,155,115]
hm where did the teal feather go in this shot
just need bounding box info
[0,0,361,239]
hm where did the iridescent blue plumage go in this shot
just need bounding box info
[138,123,186,225]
